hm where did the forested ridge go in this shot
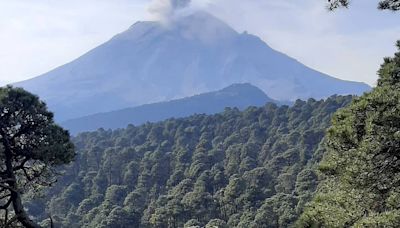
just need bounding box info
[61,83,277,135]
[28,96,352,227]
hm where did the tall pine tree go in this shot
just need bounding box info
[298,41,400,227]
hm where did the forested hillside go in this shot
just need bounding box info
[62,83,278,135]
[31,96,352,228]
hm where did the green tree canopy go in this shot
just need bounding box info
[34,95,352,227]
[298,41,400,227]
[0,86,75,228]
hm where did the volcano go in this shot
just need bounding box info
[15,11,369,120]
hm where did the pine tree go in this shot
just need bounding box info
[0,86,75,227]
[298,41,400,227]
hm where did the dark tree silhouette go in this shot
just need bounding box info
[0,86,75,228]
[328,0,400,11]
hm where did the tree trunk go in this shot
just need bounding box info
[3,141,41,228]
[50,215,54,228]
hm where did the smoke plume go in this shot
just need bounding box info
[148,0,199,25]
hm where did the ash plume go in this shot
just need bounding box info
[149,0,211,25]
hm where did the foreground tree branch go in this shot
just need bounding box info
[0,86,75,227]
[327,0,400,11]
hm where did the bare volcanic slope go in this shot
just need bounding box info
[15,12,370,121]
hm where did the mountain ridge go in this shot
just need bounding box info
[61,83,279,134]
[14,11,370,121]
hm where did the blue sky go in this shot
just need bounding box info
[0,0,399,86]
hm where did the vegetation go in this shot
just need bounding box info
[298,41,400,227]
[0,2,394,228]
[29,96,352,227]
[0,86,75,228]
[327,0,400,11]
[62,83,277,135]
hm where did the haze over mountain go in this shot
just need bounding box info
[62,83,279,134]
[15,11,370,121]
